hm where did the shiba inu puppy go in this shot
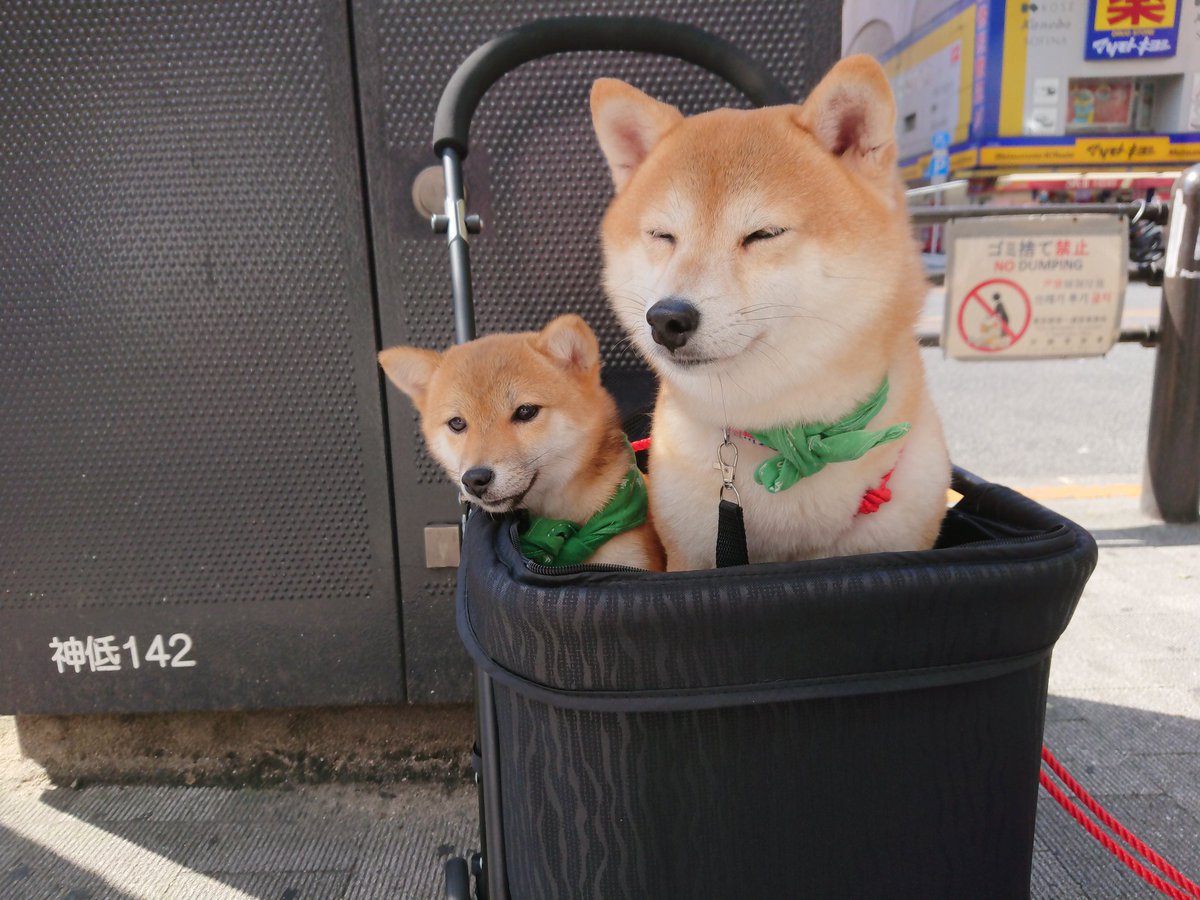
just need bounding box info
[590,55,950,570]
[378,315,664,571]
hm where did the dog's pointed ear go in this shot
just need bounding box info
[795,55,900,199]
[535,315,600,374]
[590,78,683,192]
[378,346,440,408]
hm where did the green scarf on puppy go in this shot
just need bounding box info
[519,442,648,567]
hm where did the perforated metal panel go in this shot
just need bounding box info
[0,1,402,712]
[353,1,841,701]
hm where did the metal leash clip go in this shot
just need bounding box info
[714,431,740,504]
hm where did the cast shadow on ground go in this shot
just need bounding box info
[0,697,1194,899]
[1087,520,1200,548]
[17,776,474,899]
[1,824,138,899]
[1035,695,1200,899]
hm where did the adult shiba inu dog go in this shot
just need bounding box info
[379,315,664,571]
[590,55,950,570]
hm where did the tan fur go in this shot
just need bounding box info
[591,56,950,571]
[379,315,664,571]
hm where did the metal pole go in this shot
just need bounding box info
[910,200,1170,226]
[475,668,508,900]
[440,147,477,345]
[434,148,483,534]
[1144,165,1200,523]
[437,154,493,898]
[917,326,1160,349]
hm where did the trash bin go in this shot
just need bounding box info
[457,467,1096,899]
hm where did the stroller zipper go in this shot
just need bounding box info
[507,527,644,575]
[502,507,1069,576]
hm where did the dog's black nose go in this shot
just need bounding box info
[646,298,700,351]
[461,467,495,498]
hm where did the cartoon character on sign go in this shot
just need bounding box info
[975,292,1013,350]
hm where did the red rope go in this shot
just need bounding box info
[630,437,651,453]
[1041,746,1200,899]
[1038,773,1196,900]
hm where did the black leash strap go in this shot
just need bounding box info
[716,497,749,567]
[713,433,749,567]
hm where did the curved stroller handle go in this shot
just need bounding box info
[432,15,793,158]
[431,16,792,345]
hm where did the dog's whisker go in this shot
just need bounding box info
[741,313,838,324]
[735,302,795,314]
[748,344,796,378]
[818,268,889,284]
[736,330,805,379]
[742,313,850,334]
[722,369,752,397]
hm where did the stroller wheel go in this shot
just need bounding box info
[445,856,471,900]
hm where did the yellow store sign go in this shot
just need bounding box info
[979,137,1198,168]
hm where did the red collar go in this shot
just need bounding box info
[629,436,896,516]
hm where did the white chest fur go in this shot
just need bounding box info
[648,384,947,571]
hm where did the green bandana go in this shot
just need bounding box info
[519,442,648,567]
[749,379,910,494]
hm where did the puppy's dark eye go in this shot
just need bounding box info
[647,230,676,244]
[447,416,467,433]
[743,227,788,247]
[512,404,540,423]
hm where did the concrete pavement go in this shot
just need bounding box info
[2,487,1198,898]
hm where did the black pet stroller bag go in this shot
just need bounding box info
[432,18,1098,900]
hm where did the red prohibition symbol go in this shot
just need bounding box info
[957,278,1032,353]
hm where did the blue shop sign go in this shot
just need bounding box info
[1085,0,1180,60]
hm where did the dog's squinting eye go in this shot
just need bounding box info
[512,404,540,423]
[647,230,676,245]
[742,227,788,247]
[447,416,467,433]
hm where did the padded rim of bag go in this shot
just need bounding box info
[457,475,1098,711]
[432,15,794,158]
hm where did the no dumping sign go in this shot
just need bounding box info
[943,215,1128,360]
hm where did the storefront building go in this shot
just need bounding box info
[843,0,1200,202]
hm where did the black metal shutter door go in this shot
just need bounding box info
[352,1,840,702]
[0,1,403,712]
